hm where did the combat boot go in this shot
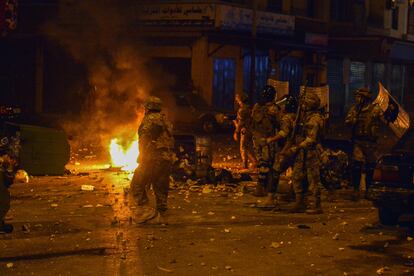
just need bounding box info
[136,207,157,224]
[253,184,266,197]
[289,194,306,213]
[257,193,276,208]
[146,211,168,226]
[306,198,323,215]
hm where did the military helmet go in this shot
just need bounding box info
[236,93,248,103]
[284,95,298,113]
[354,87,371,98]
[303,93,321,110]
[144,96,162,111]
[260,85,276,103]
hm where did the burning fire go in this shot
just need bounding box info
[109,137,139,171]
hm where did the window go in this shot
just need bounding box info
[347,61,366,108]
[392,7,399,30]
[278,56,303,96]
[213,59,236,110]
[370,63,385,96]
[408,5,414,34]
[327,59,345,117]
[389,64,405,103]
[243,54,269,103]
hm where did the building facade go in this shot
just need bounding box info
[1,0,414,118]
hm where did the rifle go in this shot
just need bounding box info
[273,81,308,171]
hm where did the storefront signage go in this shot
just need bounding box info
[136,4,215,26]
[215,5,294,35]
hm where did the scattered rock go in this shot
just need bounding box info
[6,263,13,268]
[376,266,390,275]
[270,242,282,249]
[332,233,340,240]
[81,184,95,191]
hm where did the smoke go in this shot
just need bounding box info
[43,0,174,158]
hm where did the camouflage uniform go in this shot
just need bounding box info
[345,88,383,193]
[0,135,19,233]
[251,101,281,195]
[289,93,325,213]
[131,97,175,217]
[233,94,256,168]
[271,112,296,193]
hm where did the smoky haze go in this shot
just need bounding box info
[43,0,175,159]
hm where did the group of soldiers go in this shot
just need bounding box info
[234,85,325,214]
[0,84,388,231]
[124,83,385,224]
[234,85,386,214]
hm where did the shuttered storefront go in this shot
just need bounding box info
[327,59,345,117]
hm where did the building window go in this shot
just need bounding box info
[278,56,303,96]
[389,64,405,103]
[370,63,385,96]
[408,5,414,34]
[213,58,236,110]
[327,59,345,117]
[391,6,399,30]
[243,54,269,103]
[347,61,366,108]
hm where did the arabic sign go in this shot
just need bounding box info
[374,82,410,138]
[136,4,215,26]
[215,5,294,35]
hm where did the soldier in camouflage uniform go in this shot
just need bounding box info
[261,95,297,207]
[288,93,325,214]
[345,88,384,198]
[130,96,175,224]
[251,85,281,197]
[233,93,256,169]
[0,133,19,233]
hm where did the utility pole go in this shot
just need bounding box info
[249,0,257,103]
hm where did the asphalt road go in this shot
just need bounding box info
[0,165,413,276]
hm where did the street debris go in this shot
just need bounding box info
[407,236,413,241]
[6,262,13,268]
[270,242,283,249]
[81,184,95,191]
[157,266,174,273]
[376,266,390,275]
[332,233,340,240]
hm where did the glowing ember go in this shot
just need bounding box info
[109,137,139,171]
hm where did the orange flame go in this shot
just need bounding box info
[109,137,139,171]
